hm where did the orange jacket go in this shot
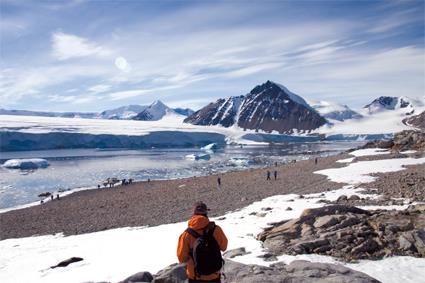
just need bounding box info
[177,215,228,280]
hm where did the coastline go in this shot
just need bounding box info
[0,153,349,239]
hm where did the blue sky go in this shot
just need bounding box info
[0,0,424,112]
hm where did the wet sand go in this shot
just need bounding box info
[0,153,350,239]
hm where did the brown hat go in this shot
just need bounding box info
[194,201,210,215]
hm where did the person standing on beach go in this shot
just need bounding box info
[274,170,277,180]
[177,202,228,282]
[266,170,271,180]
[217,177,221,187]
[315,157,318,165]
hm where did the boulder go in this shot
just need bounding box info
[223,247,250,259]
[153,263,187,283]
[120,272,154,283]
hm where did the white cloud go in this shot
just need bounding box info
[88,84,112,94]
[114,56,131,72]
[51,32,112,60]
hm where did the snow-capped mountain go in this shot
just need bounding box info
[308,100,362,121]
[363,96,423,115]
[133,100,181,121]
[185,81,327,133]
[184,96,244,127]
[100,105,148,120]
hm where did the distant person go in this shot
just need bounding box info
[50,195,54,201]
[122,179,126,186]
[56,194,60,200]
[177,202,228,282]
[274,161,278,167]
[217,177,221,187]
[315,157,318,165]
[274,170,277,180]
[129,178,133,184]
[147,178,151,183]
[266,170,271,180]
[97,184,101,189]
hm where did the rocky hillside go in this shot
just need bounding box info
[184,81,327,133]
[258,205,425,262]
[183,96,244,127]
[362,130,425,152]
[403,111,425,130]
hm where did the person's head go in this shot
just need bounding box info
[194,201,210,216]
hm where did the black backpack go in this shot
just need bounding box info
[186,222,224,276]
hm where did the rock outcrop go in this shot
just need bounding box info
[116,259,380,283]
[258,205,425,261]
[362,130,425,152]
[403,110,425,130]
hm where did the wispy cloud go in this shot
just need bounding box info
[51,32,112,60]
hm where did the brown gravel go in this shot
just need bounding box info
[0,154,348,240]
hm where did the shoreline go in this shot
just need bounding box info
[0,153,349,240]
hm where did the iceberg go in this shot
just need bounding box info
[201,143,218,152]
[185,153,211,161]
[2,158,50,169]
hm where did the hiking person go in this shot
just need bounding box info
[217,177,221,187]
[274,170,277,180]
[177,202,228,282]
[266,170,271,180]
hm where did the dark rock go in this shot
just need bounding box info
[51,257,83,268]
[120,271,154,283]
[153,263,186,283]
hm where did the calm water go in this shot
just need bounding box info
[0,141,363,209]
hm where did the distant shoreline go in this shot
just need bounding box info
[0,152,349,240]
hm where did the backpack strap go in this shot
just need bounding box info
[186,227,201,238]
[206,222,216,236]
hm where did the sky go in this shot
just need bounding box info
[0,0,424,112]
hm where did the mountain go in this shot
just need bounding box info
[0,109,98,119]
[183,96,244,127]
[308,100,362,121]
[173,108,195,116]
[133,100,179,121]
[403,111,425,130]
[100,105,147,120]
[363,96,423,115]
[184,80,327,133]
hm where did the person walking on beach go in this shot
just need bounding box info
[266,170,271,180]
[274,170,277,180]
[217,177,221,187]
[177,202,228,282]
[315,157,318,165]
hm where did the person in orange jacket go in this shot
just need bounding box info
[177,201,228,282]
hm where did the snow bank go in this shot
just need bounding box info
[0,185,422,283]
[349,148,390,157]
[316,157,425,184]
[2,158,49,169]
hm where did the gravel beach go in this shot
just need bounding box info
[0,153,349,239]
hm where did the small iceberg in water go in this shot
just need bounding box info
[185,153,211,161]
[201,143,219,152]
[2,158,50,169]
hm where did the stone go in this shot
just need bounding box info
[314,215,344,229]
[337,195,348,202]
[223,247,250,259]
[153,263,187,283]
[348,195,361,201]
[286,206,293,211]
[120,271,154,283]
[50,257,83,269]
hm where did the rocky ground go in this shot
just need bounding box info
[0,154,347,239]
[258,205,425,262]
